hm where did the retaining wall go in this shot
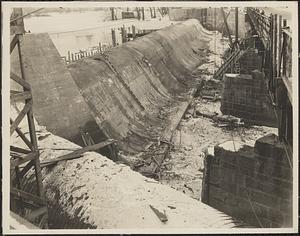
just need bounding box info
[201,134,293,227]
[11,20,214,154]
[220,71,277,127]
[67,19,214,153]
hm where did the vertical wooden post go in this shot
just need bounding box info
[235,7,239,43]
[111,29,116,47]
[71,53,74,62]
[153,7,156,18]
[150,7,153,18]
[277,15,282,77]
[99,42,102,52]
[132,25,136,39]
[137,7,140,20]
[273,14,278,81]
[282,19,287,76]
[67,51,71,63]
[111,8,115,21]
[121,25,127,43]
[269,14,273,91]
[142,7,145,20]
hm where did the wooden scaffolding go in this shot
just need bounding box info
[10,8,48,229]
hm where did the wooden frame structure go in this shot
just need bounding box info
[246,8,293,157]
[10,8,48,229]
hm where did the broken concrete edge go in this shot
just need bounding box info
[254,133,292,164]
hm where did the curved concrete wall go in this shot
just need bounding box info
[68,19,214,153]
[12,20,214,153]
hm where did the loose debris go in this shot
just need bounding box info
[159,33,277,200]
[149,205,168,223]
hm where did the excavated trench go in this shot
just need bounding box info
[10,19,233,228]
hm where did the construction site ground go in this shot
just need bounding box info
[158,34,277,200]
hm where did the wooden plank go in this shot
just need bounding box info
[10,145,31,154]
[40,139,116,166]
[282,28,292,38]
[40,155,83,168]
[10,100,33,136]
[282,76,292,104]
[10,72,31,90]
[10,91,32,103]
[11,187,46,205]
[10,118,33,150]
[27,108,45,198]
[277,15,282,77]
[221,8,233,47]
[11,152,37,168]
[20,160,35,177]
[10,34,19,54]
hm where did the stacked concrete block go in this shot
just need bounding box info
[202,134,293,228]
[239,48,263,74]
[221,71,277,127]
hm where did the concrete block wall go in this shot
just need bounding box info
[201,134,293,228]
[220,71,277,127]
[239,48,263,74]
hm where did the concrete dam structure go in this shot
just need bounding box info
[13,19,214,155]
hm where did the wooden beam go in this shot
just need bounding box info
[11,187,46,205]
[10,100,33,136]
[235,7,238,43]
[11,152,37,168]
[282,28,292,38]
[10,72,31,90]
[220,8,233,47]
[40,139,116,166]
[10,119,33,150]
[282,76,292,104]
[277,15,282,77]
[10,145,31,154]
[10,91,32,103]
[10,34,19,54]
[19,160,35,177]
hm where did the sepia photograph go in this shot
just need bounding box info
[2,1,298,234]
